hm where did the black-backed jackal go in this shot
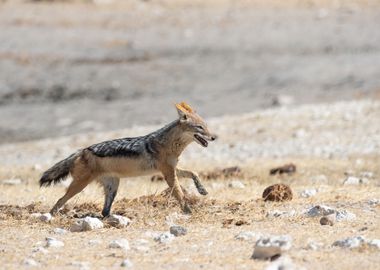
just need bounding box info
[40,102,216,216]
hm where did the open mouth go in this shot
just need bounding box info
[194,134,208,147]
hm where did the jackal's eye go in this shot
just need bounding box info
[195,125,204,131]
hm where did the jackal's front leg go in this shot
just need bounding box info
[176,168,208,196]
[161,166,192,214]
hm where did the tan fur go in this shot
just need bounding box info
[47,102,216,216]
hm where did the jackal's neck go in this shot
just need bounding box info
[152,120,192,156]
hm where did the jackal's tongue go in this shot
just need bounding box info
[194,134,208,147]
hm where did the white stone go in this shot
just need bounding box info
[300,189,317,198]
[121,259,133,268]
[106,214,131,228]
[70,217,104,232]
[359,171,374,178]
[1,178,22,185]
[154,232,175,244]
[305,205,335,217]
[368,199,379,206]
[266,210,296,218]
[30,213,42,219]
[333,236,366,248]
[228,180,245,189]
[109,239,130,251]
[24,258,39,266]
[39,213,52,222]
[305,241,323,251]
[367,239,380,249]
[343,176,369,185]
[235,231,260,241]
[256,235,292,251]
[265,256,296,270]
[53,228,68,235]
[45,237,64,248]
[335,210,356,221]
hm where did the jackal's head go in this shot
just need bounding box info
[175,102,217,147]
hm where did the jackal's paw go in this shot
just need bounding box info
[183,204,192,214]
[198,187,208,196]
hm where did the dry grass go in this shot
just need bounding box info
[0,156,379,269]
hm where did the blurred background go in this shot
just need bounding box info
[1,0,380,143]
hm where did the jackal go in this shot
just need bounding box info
[40,102,216,216]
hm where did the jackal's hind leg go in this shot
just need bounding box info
[50,175,92,215]
[99,176,120,217]
[176,168,208,196]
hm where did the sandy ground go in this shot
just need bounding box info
[1,0,380,143]
[0,99,379,269]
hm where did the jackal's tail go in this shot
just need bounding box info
[39,151,80,187]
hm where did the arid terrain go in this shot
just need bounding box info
[1,99,379,269]
[1,1,380,269]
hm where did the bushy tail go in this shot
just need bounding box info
[39,151,80,187]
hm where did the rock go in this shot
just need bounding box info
[24,258,39,266]
[359,171,374,178]
[228,180,245,189]
[335,210,356,221]
[305,205,335,217]
[70,217,104,232]
[106,214,131,228]
[269,164,296,175]
[109,239,130,251]
[235,231,260,241]
[256,235,292,251]
[368,199,379,206]
[367,239,380,249]
[39,213,52,222]
[300,189,317,198]
[154,232,175,244]
[45,237,64,248]
[265,256,297,270]
[251,245,281,261]
[169,225,187,237]
[266,210,296,218]
[343,176,369,185]
[305,241,323,251]
[320,215,335,226]
[262,184,293,202]
[121,259,133,268]
[53,228,68,235]
[333,236,366,248]
[1,178,23,185]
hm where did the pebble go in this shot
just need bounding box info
[367,239,380,249]
[343,176,369,185]
[251,245,281,261]
[368,199,379,206]
[109,239,130,251]
[32,247,48,254]
[121,259,133,268]
[266,210,296,218]
[70,217,104,232]
[320,214,335,226]
[39,213,52,222]
[333,236,366,248]
[305,241,323,251]
[359,171,374,178]
[300,189,317,198]
[265,256,296,270]
[154,232,175,244]
[335,210,356,221]
[53,228,68,235]
[305,205,335,217]
[106,214,131,228]
[45,237,64,248]
[228,180,245,189]
[88,239,102,246]
[1,178,23,185]
[69,261,90,270]
[169,225,187,237]
[24,258,39,266]
[256,235,292,251]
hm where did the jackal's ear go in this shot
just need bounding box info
[175,102,193,121]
